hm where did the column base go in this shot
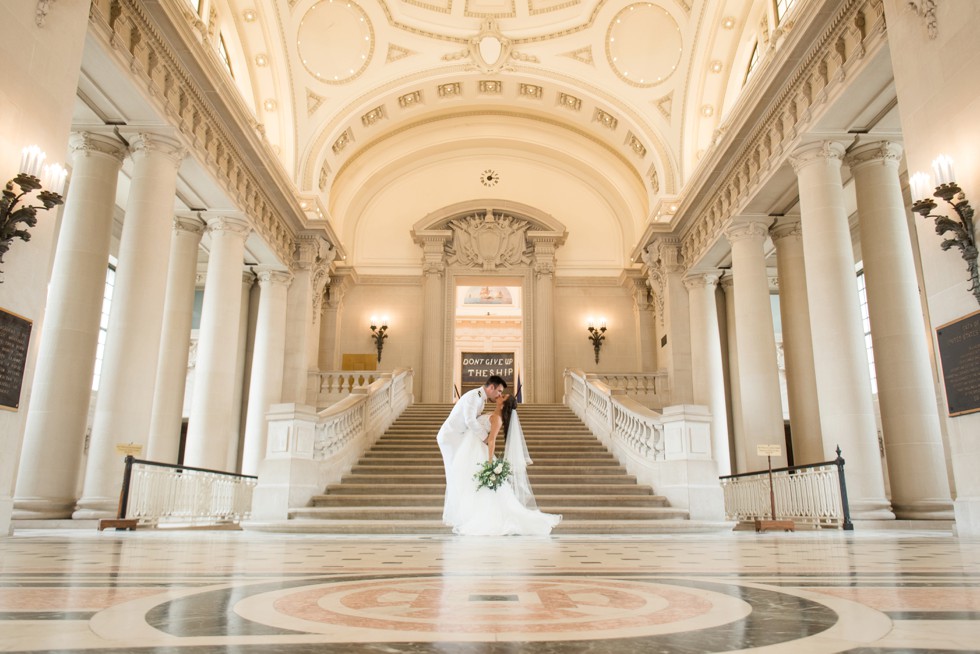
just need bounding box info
[891,499,955,521]
[953,496,980,536]
[12,496,77,520]
[72,498,119,520]
[848,499,895,521]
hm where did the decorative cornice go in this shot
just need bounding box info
[844,140,903,170]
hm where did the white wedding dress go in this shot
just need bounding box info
[442,412,562,536]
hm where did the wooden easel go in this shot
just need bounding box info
[754,445,795,533]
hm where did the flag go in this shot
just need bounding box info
[515,374,523,403]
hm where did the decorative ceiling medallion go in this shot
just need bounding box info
[297,0,374,85]
[332,128,354,155]
[606,3,682,87]
[480,169,500,187]
[593,108,618,130]
[625,131,647,158]
[562,46,594,65]
[470,20,511,73]
[439,82,462,98]
[361,104,387,126]
[479,80,503,94]
[386,44,415,63]
[655,91,673,120]
[398,90,424,108]
[519,83,543,99]
[557,92,582,111]
[306,89,326,116]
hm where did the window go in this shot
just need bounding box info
[218,34,233,78]
[775,0,799,23]
[745,42,760,83]
[92,256,118,392]
[856,266,878,394]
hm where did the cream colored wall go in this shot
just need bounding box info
[0,3,91,535]
[884,0,980,534]
[555,281,639,384]
[336,281,425,375]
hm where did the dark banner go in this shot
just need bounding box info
[461,352,515,391]
[0,307,33,411]
[936,310,980,416]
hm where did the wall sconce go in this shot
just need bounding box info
[1,146,66,277]
[587,316,607,364]
[369,315,389,363]
[909,155,980,307]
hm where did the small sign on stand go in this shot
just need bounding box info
[754,444,795,533]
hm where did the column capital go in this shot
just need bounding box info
[255,266,293,288]
[724,216,771,243]
[129,132,187,168]
[683,270,722,290]
[173,215,206,236]
[647,237,684,274]
[242,270,256,287]
[205,214,251,240]
[769,216,803,244]
[844,140,903,172]
[789,140,847,173]
[68,131,127,164]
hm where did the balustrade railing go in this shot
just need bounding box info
[586,372,670,409]
[719,451,853,529]
[311,371,382,408]
[113,456,257,528]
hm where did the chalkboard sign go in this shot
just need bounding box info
[936,310,980,417]
[460,352,515,394]
[0,307,33,411]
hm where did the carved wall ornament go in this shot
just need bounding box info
[557,92,582,111]
[438,82,462,98]
[35,0,55,27]
[593,108,618,130]
[361,104,387,127]
[470,19,511,73]
[398,90,424,108]
[386,44,415,63]
[519,83,543,99]
[625,132,647,158]
[907,0,938,39]
[479,80,503,94]
[332,128,354,154]
[562,46,594,65]
[788,140,847,173]
[446,209,532,271]
[318,162,330,191]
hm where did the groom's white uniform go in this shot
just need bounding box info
[437,387,486,476]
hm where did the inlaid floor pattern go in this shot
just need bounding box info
[275,403,717,534]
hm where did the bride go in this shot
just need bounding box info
[442,394,562,536]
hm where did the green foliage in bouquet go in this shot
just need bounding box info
[474,456,511,491]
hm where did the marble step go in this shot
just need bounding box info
[361,451,617,460]
[338,473,638,485]
[310,494,670,508]
[323,483,655,496]
[289,506,689,521]
[245,519,730,535]
[349,462,626,474]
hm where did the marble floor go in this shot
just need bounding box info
[0,528,978,653]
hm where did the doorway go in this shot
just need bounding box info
[452,279,524,400]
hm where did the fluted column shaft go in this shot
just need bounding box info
[790,141,892,519]
[183,216,251,471]
[14,133,127,519]
[146,217,205,463]
[685,272,731,475]
[533,241,557,403]
[725,219,786,469]
[771,219,824,464]
[75,134,186,518]
[720,277,745,473]
[241,269,292,475]
[847,141,953,519]
[419,237,446,402]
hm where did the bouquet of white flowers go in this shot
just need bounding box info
[474,457,511,491]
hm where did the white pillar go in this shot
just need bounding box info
[13,132,126,519]
[790,141,892,520]
[146,216,205,463]
[281,236,332,405]
[75,134,186,518]
[630,275,658,372]
[418,235,447,402]
[241,269,292,475]
[685,271,731,475]
[770,218,824,465]
[183,216,251,471]
[724,218,786,469]
[533,239,558,402]
[644,238,693,404]
[846,141,953,519]
[720,276,746,473]
[229,272,254,471]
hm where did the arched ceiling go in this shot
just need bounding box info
[218,0,761,266]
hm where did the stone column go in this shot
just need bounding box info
[183,216,251,471]
[789,141,892,519]
[318,271,354,371]
[846,141,953,519]
[533,239,558,402]
[418,235,447,403]
[13,132,127,519]
[241,268,292,476]
[684,271,731,475]
[74,134,186,518]
[146,216,205,463]
[724,218,786,469]
[644,238,693,404]
[281,236,332,405]
[720,276,745,473]
[628,274,658,372]
[229,272,255,471]
[770,218,824,465]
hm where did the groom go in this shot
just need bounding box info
[437,375,507,477]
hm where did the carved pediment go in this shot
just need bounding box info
[447,208,532,271]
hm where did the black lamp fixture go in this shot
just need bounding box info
[587,316,607,364]
[909,155,980,307]
[369,315,389,363]
[1,145,66,277]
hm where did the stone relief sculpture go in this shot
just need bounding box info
[447,209,532,271]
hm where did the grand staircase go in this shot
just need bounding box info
[276,403,721,534]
